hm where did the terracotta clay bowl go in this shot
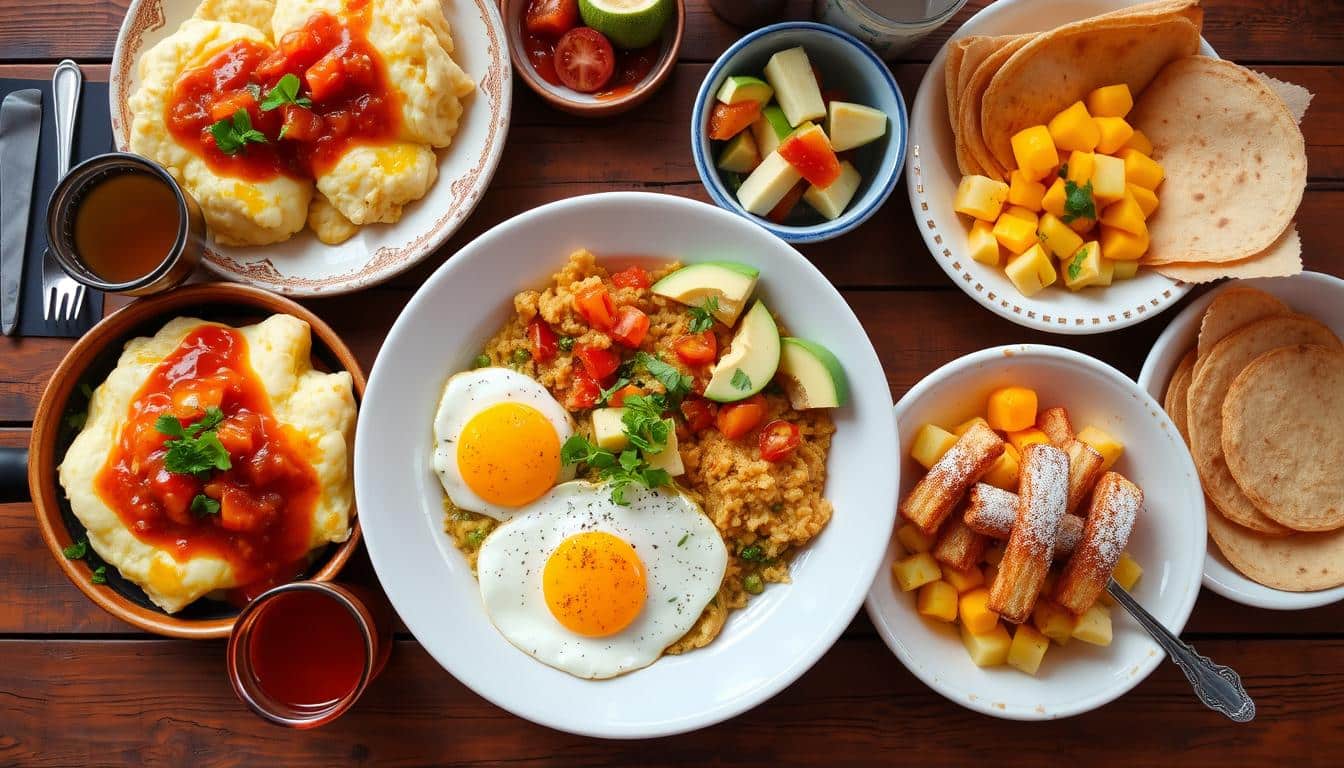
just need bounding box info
[27,283,365,639]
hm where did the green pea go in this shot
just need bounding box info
[744,574,764,595]
[511,348,532,365]
[466,529,486,548]
[558,336,575,352]
[473,354,491,368]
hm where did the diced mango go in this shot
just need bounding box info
[984,544,1006,566]
[967,219,1002,267]
[1121,148,1164,189]
[958,588,1000,635]
[893,552,943,592]
[917,580,959,622]
[1005,244,1058,297]
[954,416,990,436]
[1086,84,1133,118]
[1093,116,1134,155]
[1032,600,1077,646]
[987,386,1038,432]
[1008,624,1050,676]
[1067,213,1096,236]
[1095,256,1115,287]
[1112,258,1140,280]
[1113,551,1143,591]
[1073,603,1113,646]
[911,423,959,469]
[1099,225,1149,262]
[1041,177,1067,219]
[1124,129,1153,156]
[981,443,1021,491]
[961,623,1012,667]
[1048,101,1099,153]
[1006,427,1050,452]
[1127,183,1159,218]
[1065,150,1094,185]
[1076,425,1124,470]
[992,212,1039,254]
[954,175,1010,221]
[1003,205,1039,227]
[1091,153,1127,205]
[896,523,936,554]
[1010,125,1059,181]
[1036,212,1085,260]
[943,565,985,593]
[1007,170,1046,211]
[1100,194,1148,236]
[1063,241,1104,291]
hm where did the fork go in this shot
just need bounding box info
[42,59,85,324]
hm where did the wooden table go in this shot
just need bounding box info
[3,1,1342,764]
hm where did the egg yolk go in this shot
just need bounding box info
[456,402,560,508]
[543,532,647,637]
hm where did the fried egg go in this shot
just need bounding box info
[477,482,728,679]
[432,368,576,520]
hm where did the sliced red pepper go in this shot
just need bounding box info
[564,373,601,411]
[527,318,558,363]
[708,101,762,141]
[679,396,717,434]
[672,331,717,366]
[608,384,644,408]
[758,419,801,461]
[716,394,767,439]
[573,284,617,330]
[574,344,620,383]
[766,180,808,224]
[610,266,651,290]
[778,127,841,188]
[609,306,650,349]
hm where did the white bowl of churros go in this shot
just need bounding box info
[867,344,1205,720]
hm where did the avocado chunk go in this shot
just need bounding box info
[763,46,826,128]
[750,104,792,157]
[716,75,773,106]
[704,301,780,403]
[777,338,848,409]
[651,261,760,326]
[826,101,888,152]
[717,130,761,174]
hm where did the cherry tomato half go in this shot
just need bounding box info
[524,0,579,39]
[679,396,717,434]
[758,419,801,462]
[573,284,616,329]
[609,306,650,349]
[610,266,651,290]
[565,372,601,410]
[672,331,717,365]
[553,27,615,93]
[527,318,558,363]
[716,394,767,440]
[574,344,620,383]
[707,101,761,141]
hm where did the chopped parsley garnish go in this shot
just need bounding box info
[156,407,231,477]
[633,352,692,402]
[190,494,220,517]
[62,538,88,560]
[465,529,487,549]
[557,336,575,353]
[560,435,672,505]
[1060,180,1096,224]
[730,369,752,392]
[739,544,766,562]
[90,565,108,585]
[209,109,268,156]
[687,296,719,334]
[677,533,690,547]
[1067,249,1088,281]
[620,394,671,454]
[260,73,312,111]
[597,376,631,406]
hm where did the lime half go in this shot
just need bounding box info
[578,0,673,50]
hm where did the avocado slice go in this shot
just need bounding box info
[777,338,848,409]
[763,104,792,139]
[716,75,774,106]
[704,301,780,403]
[651,261,760,326]
[717,130,760,174]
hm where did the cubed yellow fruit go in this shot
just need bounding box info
[1121,148,1164,189]
[1073,603,1113,646]
[1065,150,1094,184]
[961,622,1012,667]
[1127,183,1159,217]
[982,443,1021,491]
[1086,84,1133,118]
[893,552,943,592]
[992,212,1039,254]
[1124,129,1154,156]
[1007,170,1046,211]
[954,416,990,436]
[1005,244,1058,297]
[1090,153,1127,205]
[1041,177,1067,219]
[896,522,936,554]
[911,423,959,469]
[1113,551,1143,591]
[1095,256,1115,287]
[1008,625,1051,676]
[1047,101,1099,152]
[987,386,1039,432]
[1032,600,1077,646]
[959,588,1000,635]
[1077,425,1125,470]
[967,219,1003,267]
[1100,194,1148,236]
[984,544,1006,567]
[955,175,1010,221]
[1010,125,1060,182]
[1003,205,1039,227]
[1099,225,1149,262]
[1007,426,1050,452]
[1112,258,1140,280]
[917,580,960,622]
[944,565,985,592]
[1093,116,1134,154]
[1063,241,1104,291]
[1036,212,1085,260]
[1066,214,1096,236]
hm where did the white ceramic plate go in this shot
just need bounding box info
[906,0,1217,334]
[354,192,899,738]
[1137,272,1344,610]
[110,0,511,296]
[867,345,1205,719]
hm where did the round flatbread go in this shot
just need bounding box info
[1207,507,1344,591]
[1186,314,1341,536]
[957,36,1031,181]
[1164,348,1196,443]
[1222,345,1344,532]
[1196,286,1288,368]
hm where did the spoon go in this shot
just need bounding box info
[1106,578,1256,722]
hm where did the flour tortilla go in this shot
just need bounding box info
[949,34,1028,176]
[1196,286,1288,365]
[1164,348,1196,443]
[1153,227,1303,284]
[1207,507,1344,591]
[945,38,971,143]
[958,35,1032,181]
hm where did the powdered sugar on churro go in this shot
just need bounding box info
[1018,444,1068,557]
[967,484,1019,531]
[1088,474,1142,566]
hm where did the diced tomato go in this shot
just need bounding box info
[524,0,579,39]
[254,51,290,81]
[527,318,558,363]
[608,384,644,408]
[716,394,767,439]
[779,128,842,188]
[564,373,601,410]
[609,306,650,349]
[215,419,256,456]
[573,284,617,329]
[759,419,801,461]
[708,101,762,141]
[574,344,620,383]
[672,331,717,365]
[277,12,342,68]
[150,468,198,526]
[279,105,323,142]
[553,27,615,93]
[304,53,348,103]
[610,266,651,290]
[766,180,808,224]
[679,396,717,433]
[208,90,258,123]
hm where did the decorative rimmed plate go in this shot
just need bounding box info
[109,0,512,297]
[906,0,1216,334]
[355,192,899,738]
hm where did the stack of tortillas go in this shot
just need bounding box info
[1162,286,1344,591]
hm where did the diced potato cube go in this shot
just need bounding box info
[1041,177,1067,218]
[1127,183,1159,218]
[992,212,1039,254]
[955,175,1010,221]
[1112,258,1140,280]
[1073,603,1114,646]
[954,416,990,436]
[961,622,1012,666]
[1091,153,1127,205]
[1006,427,1050,452]
[1095,256,1116,287]
[917,580,959,622]
[896,523,936,554]
[911,423,959,469]
[1100,194,1148,236]
[1003,205,1039,227]
[1047,101,1099,152]
[987,386,1039,432]
[967,219,1002,267]
[1124,129,1154,156]
[1007,170,1046,211]
[1008,624,1050,676]
[1113,551,1143,591]
[1100,225,1149,262]
[984,544,1006,566]
[1077,425,1125,470]
[1005,244,1057,297]
[1036,212,1085,260]
[1086,84,1133,118]
[944,564,985,593]
[1093,116,1134,155]
[1065,150,1094,184]
[1121,148,1164,190]
[959,588,1000,635]
[982,443,1021,491]
[1010,125,1059,181]
[1062,241,1104,291]
[1032,600,1077,646]
[893,552,942,592]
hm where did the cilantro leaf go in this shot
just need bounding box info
[1067,249,1087,281]
[621,394,670,454]
[597,377,631,406]
[1061,180,1096,224]
[191,494,221,517]
[687,296,719,334]
[260,73,312,111]
[730,369,752,392]
[739,544,767,562]
[209,109,268,156]
[157,409,233,476]
[559,435,673,505]
[677,533,690,547]
[155,414,186,439]
[633,352,692,401]
[90,565,108,585]
[62,538,88,560]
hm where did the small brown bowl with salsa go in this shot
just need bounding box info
[18,283,364,639]
[502,0,684,117]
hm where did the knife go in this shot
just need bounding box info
[0,89,42,336]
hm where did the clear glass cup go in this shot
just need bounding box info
[813,0,968,59]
